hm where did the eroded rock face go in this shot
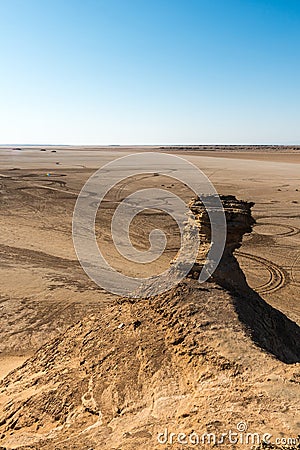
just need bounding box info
[187,195,255,292]
[189,195,255,246]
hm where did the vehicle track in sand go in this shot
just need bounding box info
[291,253,300,287]
[0,173,79,197]
[253,221,300,237]
[235,251,287,294]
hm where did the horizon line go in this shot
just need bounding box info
[1,143,300,147]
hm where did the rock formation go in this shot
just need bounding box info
[186,195,255,292]
[186,195,300,364]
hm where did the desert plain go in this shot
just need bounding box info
[0,146,299,449]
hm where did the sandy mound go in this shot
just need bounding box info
[0,279,299,449]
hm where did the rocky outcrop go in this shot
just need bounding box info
[186,195,300,364]
[187,195,255,292]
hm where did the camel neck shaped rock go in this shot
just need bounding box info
[186,195,255,292]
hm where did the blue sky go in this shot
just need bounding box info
[0,0,299,144]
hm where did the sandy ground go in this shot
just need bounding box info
[0,355,29,380]
[0,147,300,377]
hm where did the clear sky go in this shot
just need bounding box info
[0,0,299,145]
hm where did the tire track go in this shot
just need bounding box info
[112,173,164,202]
[0,172,79,197]
[291,253,300,286]
[254,221,300,237]
[235,251,286,294]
